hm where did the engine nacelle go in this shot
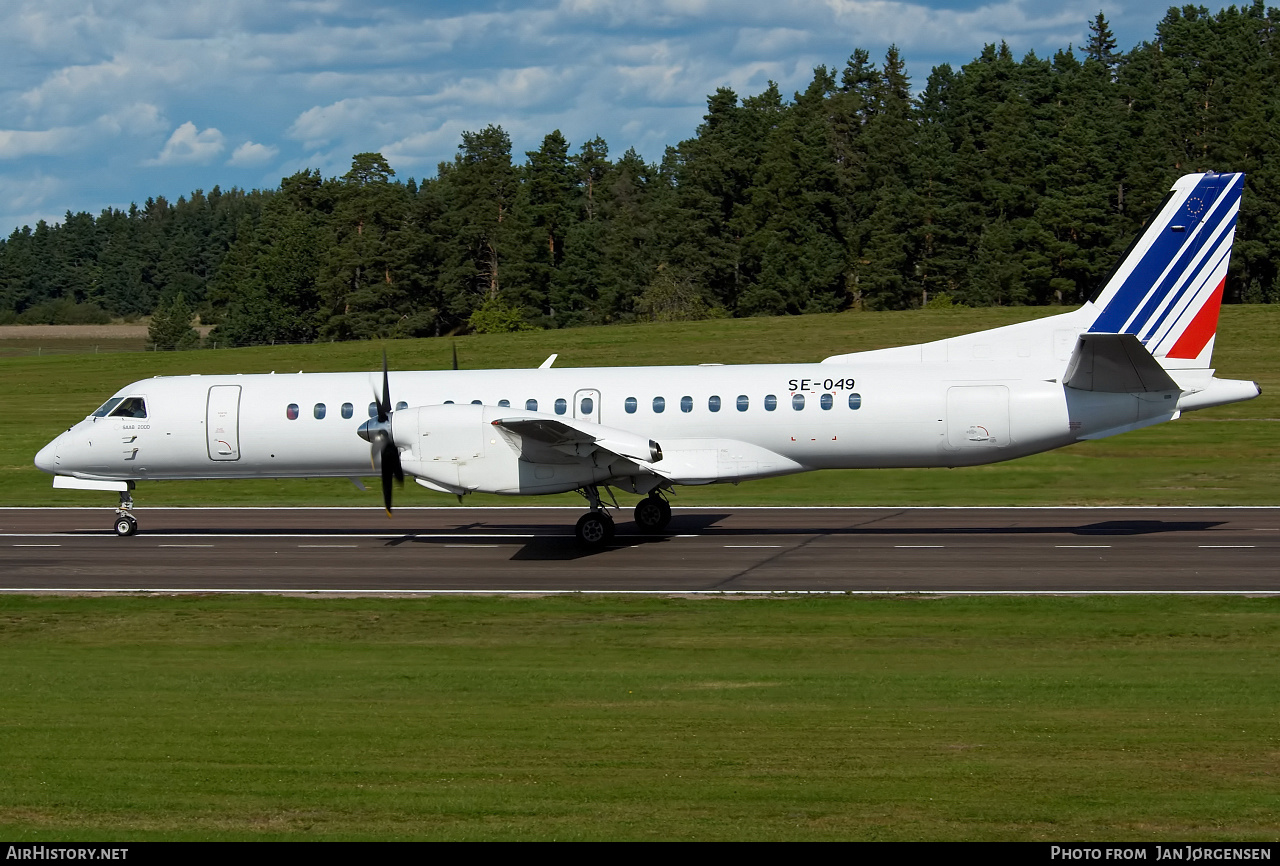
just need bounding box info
[392,403,662,495]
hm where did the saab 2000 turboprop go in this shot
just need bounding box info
[34,172,1262,546]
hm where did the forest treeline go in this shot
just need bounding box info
[3,5,1280,348]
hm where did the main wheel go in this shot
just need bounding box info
[114,515,138,537]
[634,496,672,532]
[575,512,614,548]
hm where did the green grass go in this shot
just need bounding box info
[0,594,1276,841]
[3,305,1278,506]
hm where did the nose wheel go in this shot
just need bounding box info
[113,490,138,537]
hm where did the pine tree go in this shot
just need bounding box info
[1087,11,1121,75]
[148,292,200,350]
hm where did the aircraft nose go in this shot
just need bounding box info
[34,436,59,474]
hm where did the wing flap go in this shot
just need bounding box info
[491,415,663,467]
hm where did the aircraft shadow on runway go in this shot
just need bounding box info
[430,514,737,560]
[688,519,1227,537]
[377,516,1226,561]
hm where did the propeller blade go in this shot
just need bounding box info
[378,351,392,423]
[380,438,403,515]
[363,351,401,515]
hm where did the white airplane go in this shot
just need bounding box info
[34,171,1261,546]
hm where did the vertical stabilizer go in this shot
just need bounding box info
[1086,172,1244,369]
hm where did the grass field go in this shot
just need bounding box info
[3,311,1278,841]
[3,304,1278,507]
[0,594,1276,842]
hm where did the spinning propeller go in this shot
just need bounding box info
[356,353,404,515]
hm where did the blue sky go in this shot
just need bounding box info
[0,1,1233,234]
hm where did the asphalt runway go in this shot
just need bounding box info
[1,506,1277,593]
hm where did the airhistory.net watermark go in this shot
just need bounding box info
[6,848,128,861]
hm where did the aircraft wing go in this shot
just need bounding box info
[490,415,666,472]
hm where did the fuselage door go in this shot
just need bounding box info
[206,385,242,461]
[945,385,1010,450]
[573,389,601,424]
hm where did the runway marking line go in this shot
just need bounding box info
[158,544,214,548]
[1,532,559,540]
[10,506,1280,511]
[895,545,945,548]
[3,589,1280,596]
[724,545,782,548]
[1056,545,1112,548]
[12,544,60,547]
[1199,545,1257,548]
[298,544,359,548]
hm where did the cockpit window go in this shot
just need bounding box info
[92,397,125,417]
[107,397,147,419]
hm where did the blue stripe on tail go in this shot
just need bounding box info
[1088,173,1241,337]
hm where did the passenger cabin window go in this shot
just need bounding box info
[287,403,299,420]
[820,393,833,410]
[764,395,777,411]
[92,397,124,417]
[554,398,568,415]
[314,403,326,419]
[526,398,538,411]
[341,403,354,419]
[444,400,454,405]
[680,396,693,413]
[580,396,594,415]
[792,394,805,410]
[708,396,721,412]
[653,396,665,414]
[625,397,637,414]
[108,397,147,419]
[396,401,408,411]
[849,393,862,410]
[471,400,482,405]
[736,395,749,412]
[498,399,510,408]
[368,402,377,418]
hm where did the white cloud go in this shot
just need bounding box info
[18,59,135,119]
[95,103,168,137]
[0,127,81,159]
[228,140,279,165]
[0,105,167,161]
[147,122,226,165]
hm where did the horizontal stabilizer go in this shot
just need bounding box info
[1063,333,1180,393]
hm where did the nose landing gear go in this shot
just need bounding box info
[114,491,138,537]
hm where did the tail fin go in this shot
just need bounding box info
[1086,172,1244,368]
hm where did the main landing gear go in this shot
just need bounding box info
[113,490,138,537]
[633,492,672,532]
[574,485,616,548]
[574,487,672,548]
